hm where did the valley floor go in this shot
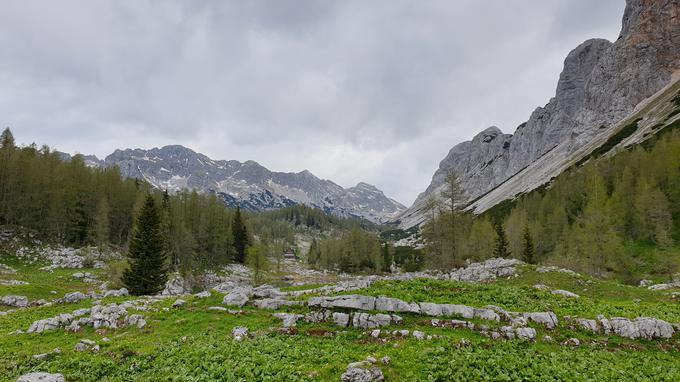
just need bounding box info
[2,255,680,381]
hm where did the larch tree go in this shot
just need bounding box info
[441,170,466,263]
[122,195,168,295]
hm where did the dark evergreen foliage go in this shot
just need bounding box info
[123,195,168,295]
[493,222,511,258]
[522,225,535,264]
[232,206,249,263]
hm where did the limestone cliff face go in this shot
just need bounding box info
[398,0,680,228]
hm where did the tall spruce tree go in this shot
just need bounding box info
[522,225,535,264]
[232,206,249,263]
[123,195,168,295]
[493,222,510,259]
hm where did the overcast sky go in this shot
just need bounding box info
[0,0,625,206]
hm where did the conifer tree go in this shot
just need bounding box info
[522,225,535,264]
[123,195,168,295]
[493,222,510,258]
[232,206,249,263]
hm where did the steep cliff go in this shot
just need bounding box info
[397,0,680,228]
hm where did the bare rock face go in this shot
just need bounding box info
[308,295,376,311]
[398,0,680,227]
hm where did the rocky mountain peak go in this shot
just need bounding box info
[96,145,405,223]
[396,0,680,228]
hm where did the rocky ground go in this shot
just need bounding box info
[2,241,680,381]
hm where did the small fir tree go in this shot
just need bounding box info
[493,222,510,259]
[123,195,168,295]
[522,224,535,264]
[232,206,250,263]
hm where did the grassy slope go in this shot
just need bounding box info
[2,260,680,381]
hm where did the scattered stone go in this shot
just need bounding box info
[72,272,98,283]
[194,291,211,298]
[381,356,391,365]
[126,314,147,328]
[533,284,549,290]
[649,282,680,291]
[370,329,381,338]
[172,299,186,308]
[252,298,303,310]
[536,266,579,276]
[352,313,401,329]
[222,286,253,307]
[161,273,192,295]
[232,326,248,341]
[522,312,559,329]
[573,318,599,333]
[273,313,304,328]
[366,356,377,364]
[103,288,129,298]
[16,372,65,382]
[446,258,524,282]
[27,303,144,333]
[0,295,28,308]
[515,327,537,341]
[63,292,89,303]
[375,296,421,313]
[552,289,580,298]
[639,279,652,287]
[341,361,384,382]
[333,312,351,327]
[0,279,29,286]
[74,339,100,352]
[308,295,376,311]
[473,308,500,322]
[253,284,284,299]
[412,330,426,340]
[208,306,228,312]
[603,317,675,339]
[304,310,333,323]
[562,338,580,346]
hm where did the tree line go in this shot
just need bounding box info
[422,127,680,282]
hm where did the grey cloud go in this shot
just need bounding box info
[0,0,624,205]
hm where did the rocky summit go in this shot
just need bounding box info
[397,0,680,228]
[64,145,405,223]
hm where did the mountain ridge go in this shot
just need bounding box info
[61,144,405,224]
[396,0,680,228]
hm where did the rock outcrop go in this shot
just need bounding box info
[397,0,680,227]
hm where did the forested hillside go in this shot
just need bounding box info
[0,128,374,273]
[421,122,680,282]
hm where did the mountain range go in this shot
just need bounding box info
[395,0,680,228]
[61,0,679,230]
[61,145,405,224]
